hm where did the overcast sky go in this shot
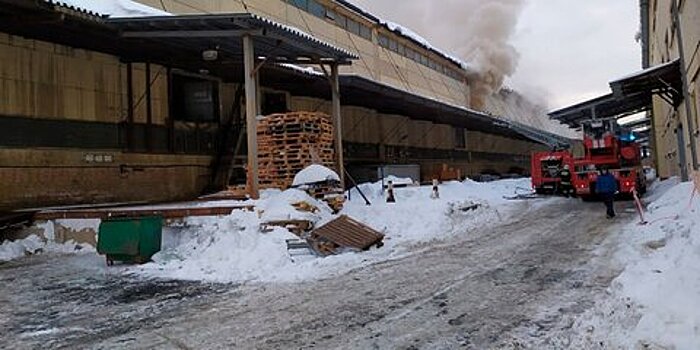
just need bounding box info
[351,0,642,111]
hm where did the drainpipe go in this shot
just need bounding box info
[640,0,650,69]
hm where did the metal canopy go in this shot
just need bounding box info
[107,14,358,65]
[621,117,652,130]
[610,59,682,103]
[548,93,651,128]
[549,60,683,128]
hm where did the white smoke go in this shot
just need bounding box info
[456,0,525,108]
[352,0,526,109]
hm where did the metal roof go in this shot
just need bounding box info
[549,93,652,128]
[610,59,682,102]
[108,13,358,64]
[261,64,571,147]
[620,117,652,130]
[550,59,683,128]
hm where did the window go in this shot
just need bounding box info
[397,43,405,55]
[325,8,335,20]
[378,34,390,48]
[347,18,360,35]
[290,0,307,10]
[388,38,398,52]
[454,127,466,149]
[308,0,325,18]
[420,54,428,65]
[335,13,347,28]
[428,59,438,70]
[359,24,372,40]
[171,74,220,123]
[262,92,289,115]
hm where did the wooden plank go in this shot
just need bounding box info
[34,205,255,220]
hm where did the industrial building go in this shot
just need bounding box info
[642,0,700,179]
[550,0,699,181]
[0,0,570,211]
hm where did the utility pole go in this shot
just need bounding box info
[673,0,699,178]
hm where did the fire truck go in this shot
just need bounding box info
[572,119,646,200]
[531,150,575,194]
[531,119,646,199]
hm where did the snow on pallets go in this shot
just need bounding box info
[307,215,384,256]
[257,112,336,190]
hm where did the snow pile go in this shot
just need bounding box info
[0,222,94,262]
[565,178,700,349]
[46,0,170,18]
[344,178,529,245]
[292,164,340,187]
[137,178,534,283]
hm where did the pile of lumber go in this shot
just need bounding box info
[303,182,345,212]
[257,112,335,189]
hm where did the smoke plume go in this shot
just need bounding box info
[352,0,526,110]
[457,1,525,109]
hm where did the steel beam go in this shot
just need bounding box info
[121,29,263,38]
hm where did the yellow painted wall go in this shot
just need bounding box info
[648,0,700,178]
[136,0,470,108]
[0,33,169,124]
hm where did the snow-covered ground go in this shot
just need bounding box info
[0,222,94,262]
[555,177,700,349]
[133,178,536,283]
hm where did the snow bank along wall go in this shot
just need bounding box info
[644,0,700,179]
[0,0,550,211]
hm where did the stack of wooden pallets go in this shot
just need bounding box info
[257,112,336,189]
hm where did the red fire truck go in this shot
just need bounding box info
[572,119,646,200]
[531,150,575,194]
[531,119,645,199]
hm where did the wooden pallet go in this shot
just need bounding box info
[257,112,336,190]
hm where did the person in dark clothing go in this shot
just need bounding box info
[558,164,573,197]
[595,168,619,218]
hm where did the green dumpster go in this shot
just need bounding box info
[97,216,162,265]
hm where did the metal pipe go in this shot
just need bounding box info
[640,0,650,68]
[672,0,699,176]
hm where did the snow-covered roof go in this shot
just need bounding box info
[44,0,170,18]
[383,21,470,71]
[245,13,358,60]
[336,1,470,71]
[610,58,680,84]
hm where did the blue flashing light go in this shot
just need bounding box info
[620,132,637,142]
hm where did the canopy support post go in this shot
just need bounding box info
[243,34,259,198]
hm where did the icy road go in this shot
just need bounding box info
[0,199,634,349]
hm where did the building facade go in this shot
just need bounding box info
[0,0,554,211]
[644,0,700,178]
